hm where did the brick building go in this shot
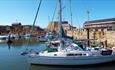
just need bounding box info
[47,21,72,35]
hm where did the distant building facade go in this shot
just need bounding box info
[47,21,59,32]
[61,21,71,31]
[83,18,115,46]
[0,26,10,35]
[84,18,115,31]
[0,22,45,36]
[10,22,23,35]
[47,21,72,34]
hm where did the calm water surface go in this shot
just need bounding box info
[0,38,115,70]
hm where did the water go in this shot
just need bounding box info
[0,38,115,70]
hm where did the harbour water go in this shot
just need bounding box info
[0,38,115,70]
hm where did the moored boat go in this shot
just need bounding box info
[0,35,8,43]
[26,0,115,65]
[28,42,115,65]
[38,36,47,42]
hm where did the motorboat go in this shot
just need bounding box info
[10,34,21,39]
[0,35,8,43]
[38,36,47,42]
[24,33,33,39]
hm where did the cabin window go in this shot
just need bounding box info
[67,53,84,56]
[75,54,82,56]
[95,29,98,31]
[67,54,74,56]
[47,48,58,52]
[52,43,60,47]
[54,54,57,56]
[83,54,86,55]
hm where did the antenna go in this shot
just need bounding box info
[48,16,50,23]
[51,2,57,22]
[87,10,90,21]
[70,0,73,27]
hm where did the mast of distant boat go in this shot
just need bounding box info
[69,0,73,39]
[58,0,62,39]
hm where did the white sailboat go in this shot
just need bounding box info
[28,43,115,65]
[27,0,115,65]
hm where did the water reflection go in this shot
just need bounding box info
[4,38,39,49]
[29,61,115,70]
[0,38,46,70]
[11,38,39,47]
[7,42,12,50]
[0,38,115,70]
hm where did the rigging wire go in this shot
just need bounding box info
[32,0,42,30]
[51,1,58,22]
[69,0,73,27]
[21,0,42,55]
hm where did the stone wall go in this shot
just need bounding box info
[69,30,115,47]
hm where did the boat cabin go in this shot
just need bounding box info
[47,40,61,48]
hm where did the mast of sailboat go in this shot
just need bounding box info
[58,0,64,51]
[58,0,62,38]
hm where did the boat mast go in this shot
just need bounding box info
[58,0,64,51]
[69,0,73,39]
[58,0,62,38]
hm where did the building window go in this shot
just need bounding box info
[95,29,98,31]
[101,29,104,31]
[107,29,112,31]
[112,27,115,31]
[107,26,112,31]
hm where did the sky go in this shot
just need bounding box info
[0,0,115,28]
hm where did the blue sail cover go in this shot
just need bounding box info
[47,34,54,40]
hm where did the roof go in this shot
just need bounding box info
[62,21,68,24]
[84,18,115,24]
[12,22,22,26]
[51,21,69,24]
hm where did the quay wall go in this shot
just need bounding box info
[67,30,115,47]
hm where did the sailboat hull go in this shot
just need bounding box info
[28,54,115,65]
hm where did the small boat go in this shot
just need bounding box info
[0,35,8,43]
[24,33,33,39]
[38,36,47,42]
[10,34,22,39]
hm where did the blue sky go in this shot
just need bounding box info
[0,0,115,28]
